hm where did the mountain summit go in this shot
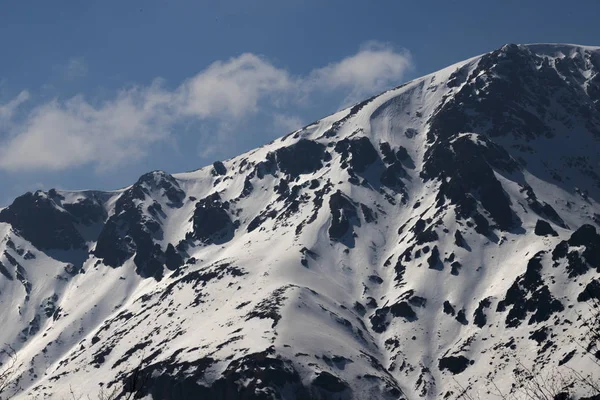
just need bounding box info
[1,43,599,399]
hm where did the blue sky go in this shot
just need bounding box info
[0,0,599,204]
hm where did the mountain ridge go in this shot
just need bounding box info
[0,43,599,399]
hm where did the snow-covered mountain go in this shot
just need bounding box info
[1,43,599,400]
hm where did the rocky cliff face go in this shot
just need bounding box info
[0,43,599,399]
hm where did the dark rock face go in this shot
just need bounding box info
[438,356,472,374]
[164,244,183,271]
[454,230,468,249]
[427,246,442,270]
[568,224,600,267]
[429,44,600,142]
[0,192,90,250]
[95,171,185,279]
[534,219,558,236]
[334,136,379,173]
[473,298,492,328]
[191,193,235,244]
[312,371,350,393]
[551,225,600,278]
[422,133,521,234]
[211,161,227,176]
[245,286,288,328]
[380,162,407,191]
[127,350,312,400]
[578,279,600,302]
[370,300,417,333]
[379,142,411,190]
[273,139,327,177]
[63,196,107,226]
[360,204,376,223]
[328,191,359,245]
[498,251,564,327]
[529,326,549,345]
[390,301,417,320]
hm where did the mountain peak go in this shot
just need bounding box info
[0,43,599,399]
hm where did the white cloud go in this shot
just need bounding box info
[0,84,173,171]
[0,42,413,172]
[308,42,413,102]
[178,53,293,118]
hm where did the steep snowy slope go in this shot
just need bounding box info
[0,43,599,400]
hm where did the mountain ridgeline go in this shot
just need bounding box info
[0,44,599,399]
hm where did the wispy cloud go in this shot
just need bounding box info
[0,42,413,172]
[307,42,413,104]
[57,57,88,80]
[272,113,304,133]
[0,90,30,125]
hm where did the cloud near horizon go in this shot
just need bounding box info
[0,42,413,172]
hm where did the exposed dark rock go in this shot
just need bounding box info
[408,296,427,308]
[428,44,600,144]
[95,171,186,279]
[577,279,600,302]
[369,308,389,333]
[394,259,406,285]
[0,192,86,250]
[128,350,310,400]
[40,294,59,318]
[248,209,277,233]
[422,133,521,233]
[558,349,576,366]
[551,225,600,278]
[246,287,288,328]
[255,155,277,179]
[379,142,395,164]
[334,136,379,173]
[353,301,366,315]
[312,371,349,393]
[568,224,600,267]
[62,196,107,226]
[211,161,227,176]
[456,309,468,325]
[534,219,558,236]
[165,244,183,271]
[390,301,417,321]
[450,261,462,276]
[443,301,456,316]
[273,139,327,176]
[360,204,376,223]
[529,326,548,344]
[380,162,407,190]
[191,193,235,244]
[499,251,564,327]
[328,191,359,245]
[427,246,443,270]
[454,230,468,249]
[439,356,472,374]
[365,297,378,308]
[240,175,254,198]
[0,261,13,280]
[473,298,492,328]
